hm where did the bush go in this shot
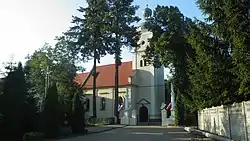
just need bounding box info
[43,83,60,137]
[71,93,85,134]
[85,117,115,126]
[23,132,44,141]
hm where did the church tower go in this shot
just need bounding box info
[131,4,165,123]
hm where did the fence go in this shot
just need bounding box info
[198,101,250,141]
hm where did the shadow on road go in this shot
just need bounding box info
[53,126,213,141]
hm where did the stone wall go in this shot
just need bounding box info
[198,101,250,141]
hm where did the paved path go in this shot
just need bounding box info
[55,125,212,141]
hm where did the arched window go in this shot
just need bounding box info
[100,97,106,110]
[85,98,90,112]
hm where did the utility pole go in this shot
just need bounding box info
[114,53,119,123]
[92,48,97,118]
[114,0,122,124]
[41,66,49,112]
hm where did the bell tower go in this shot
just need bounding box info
[131,3,165,122]
[143,3,152,20]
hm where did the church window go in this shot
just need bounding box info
[140,60,143,67]
[85,98,90,112]
[100,97,106,110]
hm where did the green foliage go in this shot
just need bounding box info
[43,83,60,137]
[26,39,80,110]
[0,62,35,140]
[66,0,111,62]
[66,0,140,121]
[52,36,80,103]
[105,0,141,56]
[142,3,249,125]
[186,21,239,110]
[143,5,194,125]
[66,0,140,61]
[196,0,250,97]
[25,43,53,99]
[71,92,85,134]
[24,37,82,137]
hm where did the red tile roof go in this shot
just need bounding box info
[75,61,132,89]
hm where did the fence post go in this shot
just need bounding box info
[203,110,205,130]
[227,106,232,139]
[242,102,248,141]
[217,106,219,135]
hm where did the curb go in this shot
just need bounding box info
[184,127,234,141]
[86,125,127,135]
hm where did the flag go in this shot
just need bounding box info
[167,103,172,110]
[118,104,124,112]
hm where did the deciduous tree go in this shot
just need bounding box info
[143,5,194,125]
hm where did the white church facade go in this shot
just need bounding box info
[75,5,166,124]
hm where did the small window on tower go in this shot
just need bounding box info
[140,60,143,67]
[141,41,145,45]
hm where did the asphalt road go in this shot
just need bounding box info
[57,126,212,141]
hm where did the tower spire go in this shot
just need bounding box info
[143,0,152,20]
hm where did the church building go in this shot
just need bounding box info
[75,5,165,124]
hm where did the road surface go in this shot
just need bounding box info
[57,126,211,141]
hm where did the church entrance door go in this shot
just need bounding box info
[139,105,148,122]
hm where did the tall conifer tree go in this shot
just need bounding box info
[196,0,250,98]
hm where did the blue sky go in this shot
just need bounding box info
[0,0,204,77]
[134,0,204,21]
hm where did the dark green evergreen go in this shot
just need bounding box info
[105,0,140,121]
[186,21,237,110]
[71,92,86,134]
[0,62,29,140]
[196,0,250,98]
[43,83,60,137]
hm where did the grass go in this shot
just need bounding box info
[86,123,105,127]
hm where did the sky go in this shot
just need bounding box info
[0,0,204,77]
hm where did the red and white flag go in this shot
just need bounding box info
[118,104,124,112]
[167,103,172,110]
